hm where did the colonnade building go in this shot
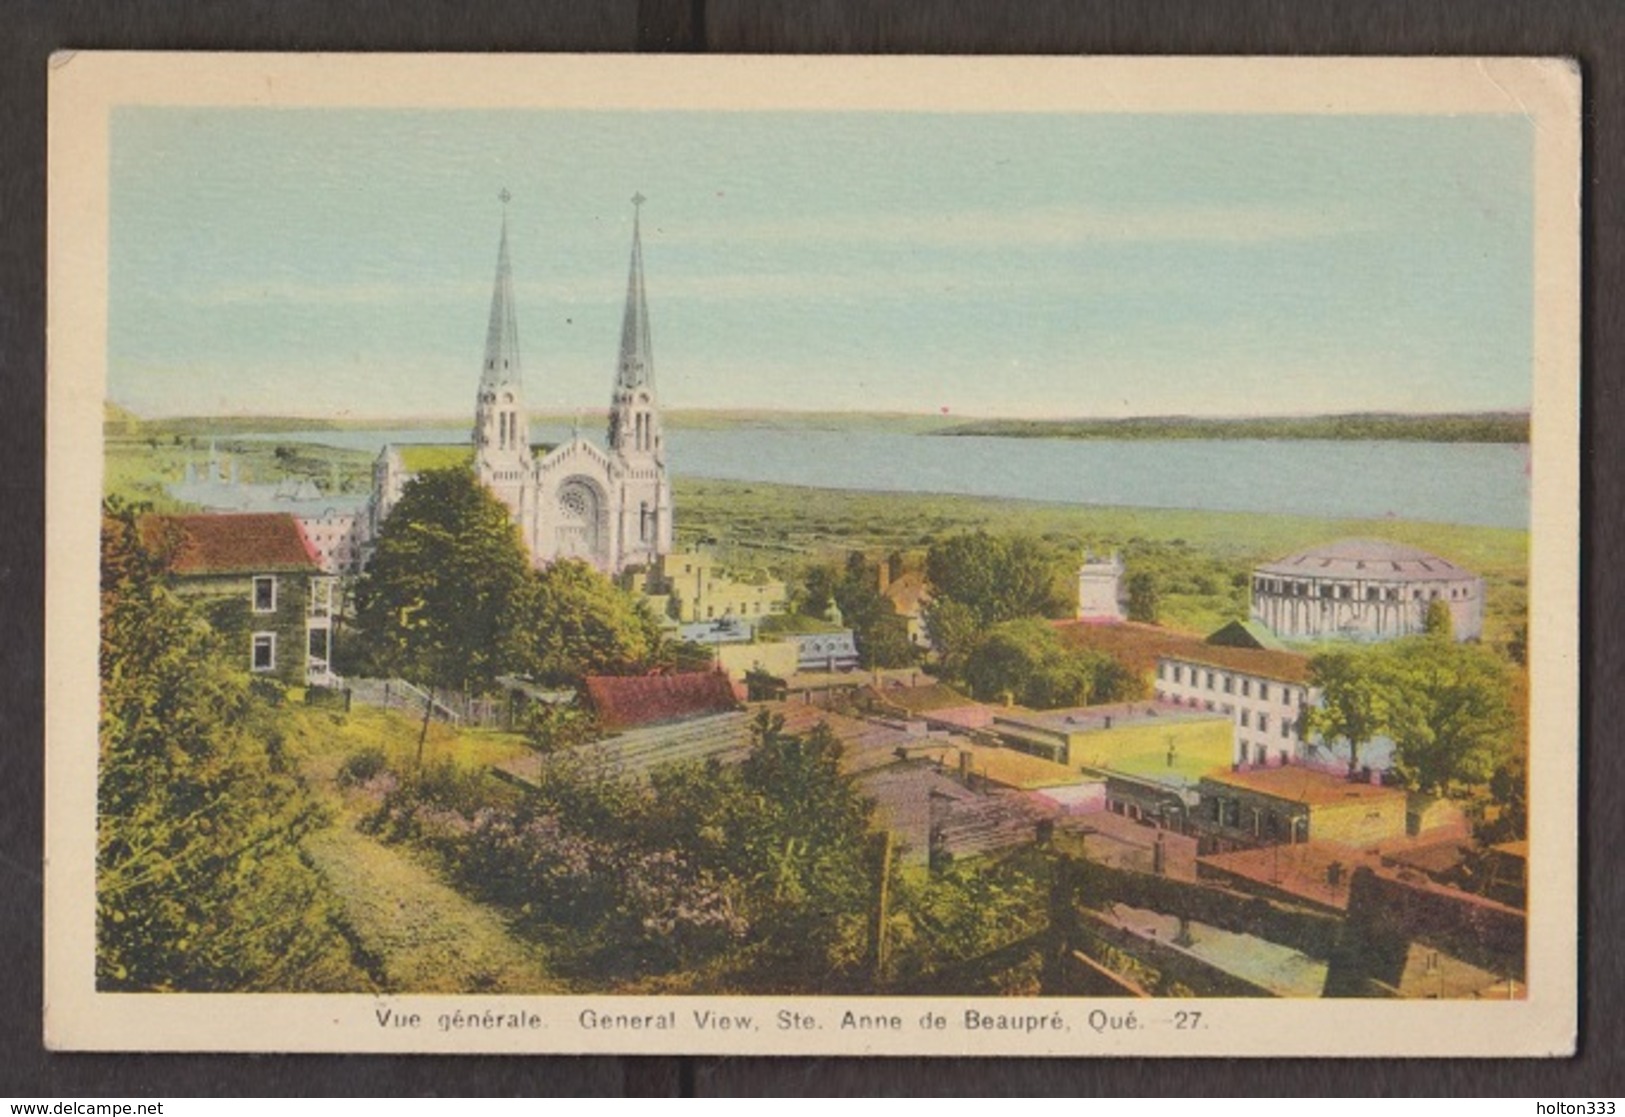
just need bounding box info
[1250,538,1484,643]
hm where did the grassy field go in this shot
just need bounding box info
[104,422,1529,648]
[673,477,1529,646]
[283,704,556,994]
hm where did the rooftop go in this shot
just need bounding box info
[1201,765,1403,807]
[1256,538,1478,583]
[141,513,320,575]
[1055,620,1311,684]
[1000,699,1229,736]
[863,681,976,714]
[921,741,1094,791]
[583,672,740,731]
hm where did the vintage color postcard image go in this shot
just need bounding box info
[46,54,1579,1056]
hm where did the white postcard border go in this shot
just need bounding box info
[45,53,1581,1057]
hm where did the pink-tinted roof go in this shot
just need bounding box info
[584,672,740,731]
[142,513,319,575]
[1256,538,1477,583]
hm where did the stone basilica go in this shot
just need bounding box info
[371,195,673,574]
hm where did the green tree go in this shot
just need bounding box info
[1126,570,1160,624]
[1382,639,1516,796]
[1479,753,1528,844]
[353,468,532,758]
[521,701,602,753]
[963,618,1058,705]
[521,559,668,685]
[1306,646,1389,776]
[733,711,876,982]
[922,596,981,678]
[1423,598,1454,639]
[960,618,1142,708]
[825,552,918,669]
[98,502,358,991]
[800,565,838,620]
[925,531,1068,627]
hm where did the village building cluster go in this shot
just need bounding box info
[136,196,1518,999]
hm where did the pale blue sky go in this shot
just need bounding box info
[108,108,1534,420]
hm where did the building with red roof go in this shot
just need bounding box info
[140,513,337,688]
[583,671,741,731]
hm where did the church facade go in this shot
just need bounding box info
[370,197,673,575]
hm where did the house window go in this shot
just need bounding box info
[1281,719,1293,738]
[1258,682,1270,702]
[1258,713,1270,733]
[1223,675,1234,694]
[253,576,277,613]
[1240,710,1250,728]
[1241,679,1251,697]
[1206,672,1215,690]
[1157,663,1166,680]
[252,632,276,672]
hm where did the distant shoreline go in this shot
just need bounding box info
[106,405,1530,444]
[932,411,1530,444]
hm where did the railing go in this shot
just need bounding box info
[346,677,462,725]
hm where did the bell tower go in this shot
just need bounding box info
[607,192,673,568]
[473,189,531,519]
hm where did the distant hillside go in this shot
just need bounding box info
[660,409,956,433]
[113,409,962,436]
[103,401,143,435]
[935,411,1530,444]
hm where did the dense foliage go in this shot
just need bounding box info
[365,710,882,988]
[352,468,532,712]
[98,502,359,991]
[920,531,1140,707]
[962,618,1143,708]
[1308,635,1517,795]
[521,559,669,685]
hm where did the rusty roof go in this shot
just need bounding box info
[584,672,740,731]
[141,513,320,575]
[1054,620,1312,684]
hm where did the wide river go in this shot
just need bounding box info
[245,425,1531,530]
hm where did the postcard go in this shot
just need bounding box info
[46,53,1579,1056]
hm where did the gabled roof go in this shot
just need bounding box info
[1206,619,1289,652]
[142,513,319,576]
[584,671,740,731]
[1056,619,1312,685]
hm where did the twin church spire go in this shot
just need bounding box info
[473,190,660,468]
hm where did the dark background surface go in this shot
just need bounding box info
[3,0,1619,1097]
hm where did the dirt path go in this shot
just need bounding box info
[303,823,560,994]
[291,707,559,994]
